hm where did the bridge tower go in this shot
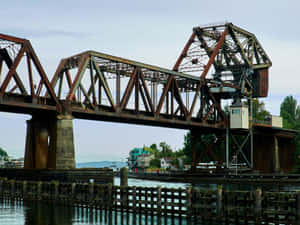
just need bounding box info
[173,22,273,171]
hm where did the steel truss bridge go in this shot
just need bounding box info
[0,23,271,128]
[0,22,294,171]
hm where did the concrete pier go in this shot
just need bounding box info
[24,113,75,169]
[53,115,75,169]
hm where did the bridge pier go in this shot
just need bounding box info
[52,115,75,169]
[24,113,75,169]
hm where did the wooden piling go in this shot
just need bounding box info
[255,188,262,221]
[217,185,223,220]
[120,167,128,187]
[296,191,300,223]
[157,186,162,225]
[186,187,192,223]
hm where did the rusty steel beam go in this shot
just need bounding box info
[25,42,61,110]
[0,46,26,95]
[139,70,154,113]
[188,82,202,119]
[67,55,89,101]
[26,53,36,99]
[0,49,27,95]
[173,78,188,118]
[156,75,173,115]
[138,84,150,112]
[200,28,229,78]
[0,33,26,44]
[173,32,196,71]
[120,68,138,111]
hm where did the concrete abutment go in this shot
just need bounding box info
[24,113,75,169]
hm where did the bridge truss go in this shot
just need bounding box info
[0,23,279,171]
[0,33,60,113]
[51,51,226,129]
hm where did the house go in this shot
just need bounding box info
[0,156,6,168]
[160,157,173,170]
[3,157,24,168]
[136,154,154,169]
[160,157,183,171]
[128,148,151,170]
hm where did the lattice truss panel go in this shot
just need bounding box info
[0,34,58,106]
[173,23,271,88]
[51,51,225,126]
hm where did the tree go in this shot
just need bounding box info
[150,143,158,151]
[149,158,161,168]
[181,132,215,164]
[244,98,270,121]
[0,147,8,159]
[280,96,300,169]
[251,98,271,121]
[280,96,300,129]
[159,142,172,157]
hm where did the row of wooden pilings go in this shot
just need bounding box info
[0,168,299,224]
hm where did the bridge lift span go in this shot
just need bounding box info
[173,23,295,172]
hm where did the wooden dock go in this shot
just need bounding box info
[0,177,299,224]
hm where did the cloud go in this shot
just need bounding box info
[2,27,90,39]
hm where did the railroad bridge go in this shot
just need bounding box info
[0,23,295,172]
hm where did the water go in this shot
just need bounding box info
[0,198,188,225]
[114,177,190,189]
[114,177,300,192]
[0,178,191,225]
[1,178,300,224]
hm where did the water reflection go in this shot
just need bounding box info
[21,201,187,225]
[24,201,73,225]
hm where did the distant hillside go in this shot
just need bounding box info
[76,161,127,169]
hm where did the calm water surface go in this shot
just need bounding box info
[1,178,300,225]
[0,178,191,225]
[0,199,188,225]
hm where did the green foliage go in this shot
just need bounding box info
[171,158,181,169]
[182,132,192,164]
[280,96,300,129]
[252,98,271,121]
[143,147,155,154]
[149,158,161,168]
[0,147,8,159]
[150,143,158,151]
[143,141,186,169]
[159,142,172,157]
[280,96,300,168]
[244,98,271,121]
[182,132,220,164]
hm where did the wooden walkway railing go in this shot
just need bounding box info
[0,178,299,224]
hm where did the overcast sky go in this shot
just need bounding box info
[0,0,300,162]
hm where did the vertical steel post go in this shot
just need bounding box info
[116,64,120,110]
[226,110,230,168]
[191,129,197,172]
[248,96,254,169]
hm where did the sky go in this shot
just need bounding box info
[0,0,300,162]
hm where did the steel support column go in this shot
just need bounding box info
[190,129,197,172]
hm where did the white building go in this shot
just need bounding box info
[160,157,173,169]
[0,156,5,168]
[136,154,154,169]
